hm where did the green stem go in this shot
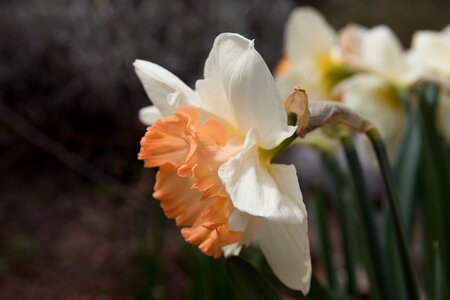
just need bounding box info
[313,187,339,290]
[321,153,357,295]
[418,83,450,297]
[393,105,421,239]
[340,135,393,300]
[366,128,420,300]
[383,102,420,300]
[432,242,444,300]
[385,228,407,300]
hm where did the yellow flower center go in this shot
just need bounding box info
[316,54,354,92]
[375,82,403,110]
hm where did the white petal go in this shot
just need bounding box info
[359,26,411,82]
[195,78,236,125]
[254,218,311,293]
[334,74,406,159]
[138,105,163,125]
[412,29,450,77]
[228,209,251,232]
[285,7,335,64]
[218,130,306,223]
[443,25,450,38]
[228,210,259,246]
[404,50,425,82]
[276,62,328,101]
[133,59,198,117]
[223,211,259,256]
[222,243,242,257]
[204,33,295,148]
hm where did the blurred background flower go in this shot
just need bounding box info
[1,0,450,299]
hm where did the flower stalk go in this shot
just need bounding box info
[312,186,339,290]
[418,82,450,297]
[321,153,357,295]
[340,135,393,300]
[291,90,420,299]
[366,128,420,300]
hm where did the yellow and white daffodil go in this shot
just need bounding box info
[412,26,450,144]
[333,74,406,160]
[275,7,353,101]
[275,7,409,159]
[275,7,354,151]
[135,33,311,293]
[340,24,418,85]
[332,25,414,160]
[412,25,450,79]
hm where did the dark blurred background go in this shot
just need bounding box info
[0,0,449,299]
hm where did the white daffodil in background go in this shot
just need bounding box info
[411,25,450,78]
[274,7,352,152]
[333,25,413,160]
[412,25,450,144]
[333,74,406,161]
[135,33,311,293]
[275,7,409,160]
[340,24,418,85]
[275,7,354,101]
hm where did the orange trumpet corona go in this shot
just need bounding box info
[138,106,243,258]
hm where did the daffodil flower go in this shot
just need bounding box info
[275,7,353,100]
[412,25,450,78]
[340,24,419,86]
[276,8,411,161]
[275,7,416,99]
[333,74,406,161]
[135,33,311,293]
[332,26,414,160]
[412,26,450,144]
[274,7,353,151]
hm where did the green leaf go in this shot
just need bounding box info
[418,83,450,295]
[341,135,393,300]
[366,128,420,300]
[287,274,338,300]
[393,104,421,237]
[190,251,237,300]
[225,256,282,300]
[312,186,339,290]
[305,275,334,300]
[383,101,420,300]
[321,153,357,296]
[431,242,450,300]
[291,274,361,300]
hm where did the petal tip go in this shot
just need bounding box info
[133,59,147,69]
[249,39,255,49]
